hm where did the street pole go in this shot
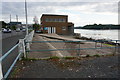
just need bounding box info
[10,14,11,28]
[16,15,18,22]
[25,0,28,35]
[10,14,11,22]
[25,0,30,57]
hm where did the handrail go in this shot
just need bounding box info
[0,43,19,62]
[26,46,120,52]
[0,43,19,79]
[4,52,22,78]
[25,40,120,43]
[0,30,35,79]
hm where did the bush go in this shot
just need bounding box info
[93,54,100,57]
[63,56,76,59]
[86,54,90,57]
[49,56,60,59]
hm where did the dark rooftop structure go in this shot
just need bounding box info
[42,14,68,17]
[8,22,22,25]
[7,22,22,29]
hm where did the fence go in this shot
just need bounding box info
[25,39,120,57]
[0,30,34,79]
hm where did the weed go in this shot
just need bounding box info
[93,54,100,57]
[63,56,76,59]
[49,56,60,59]
[9,67,20,78]
[86,54,90,57]
[104,43,115,47]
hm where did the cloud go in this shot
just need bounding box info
[1,2,118,26]
[2,0,120,2]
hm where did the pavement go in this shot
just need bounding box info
[39,33,82,41]
[27,34,53,59]
[28,34,78,59]
[27,33,119,59]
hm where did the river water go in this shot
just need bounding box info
[74,29,119,40]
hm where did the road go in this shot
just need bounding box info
[2,31,26,55]
[1,31,26,76]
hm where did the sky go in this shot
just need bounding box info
[1,0,120,27]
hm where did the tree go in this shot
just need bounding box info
[0,21,7,28]
[11,26,16,30]
[33,16,39,24]
[33,16,40,31]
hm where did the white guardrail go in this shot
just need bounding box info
[0,30,34,79]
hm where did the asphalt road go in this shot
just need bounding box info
[1,31,26,76]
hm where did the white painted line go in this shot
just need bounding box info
[39,36,64,57]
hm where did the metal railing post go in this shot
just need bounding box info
[101,41,102,48]
[18,40,22,60]
[18,39,27,59]
[78,41,80,56]
[76,41,80,56]
[114,40,118,54]
[26,35,30,50]
[24,30,34,59]
[0,62,3,80]
[23,39,26,58]
[95,41,97,48]
[25,30,34,51]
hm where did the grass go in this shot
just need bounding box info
[104,43,115,47]
[21,52,116,62]
[22,57,38,61]
[63,56,76,59]
[93,54,100,57]
[49,56,60,59]
[9,67,20,78]
[21,56,76,60]
[86,54,90,57]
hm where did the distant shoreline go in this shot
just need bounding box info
[74,24,120,30]
[74,28,120,30]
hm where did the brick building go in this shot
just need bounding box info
[40,14,74,35]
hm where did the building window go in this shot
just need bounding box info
[59,19,62,22]
[52,19,55,22]
[59,18,66,22]
[55,19,57,22]
[45,18,66,22]
[63,19,66,22]
[56,19,59,22]
[62,26,66,30]
[44,27,48,30]
[45,18,49,22]
[49,19,52,22]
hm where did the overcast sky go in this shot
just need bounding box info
[1,0,120,26]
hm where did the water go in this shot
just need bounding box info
[74,29,119,40]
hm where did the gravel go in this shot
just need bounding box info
[9,54,119,79]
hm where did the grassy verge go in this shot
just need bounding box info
[9,67,20,78]
[104,43,115,47]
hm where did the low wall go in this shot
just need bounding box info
[73,33,81,38]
